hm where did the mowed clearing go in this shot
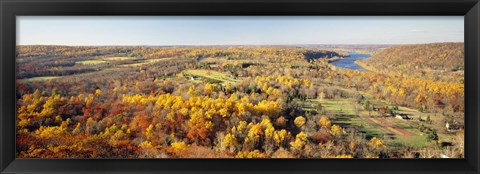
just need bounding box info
[102,57,138,61]
[317,97,427,149]
[318,98,386,138]
[19,68,123,82]
[120,57,177,67]
[183,69,241,84]
[77,60,108,65]
[20,76,61,82]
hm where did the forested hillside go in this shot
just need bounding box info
[356,43,464,82]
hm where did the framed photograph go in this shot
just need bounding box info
[1,0,479,173]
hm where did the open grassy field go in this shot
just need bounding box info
[318,98,386,138]
[77,60,108,65]
[183,69,240,84]
[120,57,177,67]
[200,57,265,67]
[200,57,227,64]
[364,96,454,143]
[20,67,124,82]
[351,91,451,143]
[389,136,430,150]
[21,76,61,82]
[145,57,176,63]
[103,57,139,61]
[308,96,429,150]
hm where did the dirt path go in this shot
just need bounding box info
[368,117,416,136]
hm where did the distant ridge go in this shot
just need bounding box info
[356,42,464,82]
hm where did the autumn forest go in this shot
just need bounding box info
[15,43,464,158]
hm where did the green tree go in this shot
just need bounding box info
[427,129,439,141]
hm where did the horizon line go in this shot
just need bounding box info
[16,41,464,47]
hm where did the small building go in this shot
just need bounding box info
[190,76,201,80]
[446,122,464,131]
[418,117,426,122]
[395,114,411,120]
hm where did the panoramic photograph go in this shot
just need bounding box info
[15,16,464,158]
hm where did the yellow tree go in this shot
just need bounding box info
[330,124,343,137]
[294,116,306,128]
[225,83,233,93]
[221,133,237,152]
[318,116,332,129]
[367,137,386,149]
[290,131,308,152]
[273,129,290,147]
[204,83,214,94]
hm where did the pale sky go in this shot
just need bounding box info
[17,16,464,46]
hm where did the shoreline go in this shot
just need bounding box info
[326,56,344,63]
[354,59,378,72]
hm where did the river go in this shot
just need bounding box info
[330,51,371,71]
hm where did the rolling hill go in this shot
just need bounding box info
[356,42,464,82]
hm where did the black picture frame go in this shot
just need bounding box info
[1,0,479,174]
